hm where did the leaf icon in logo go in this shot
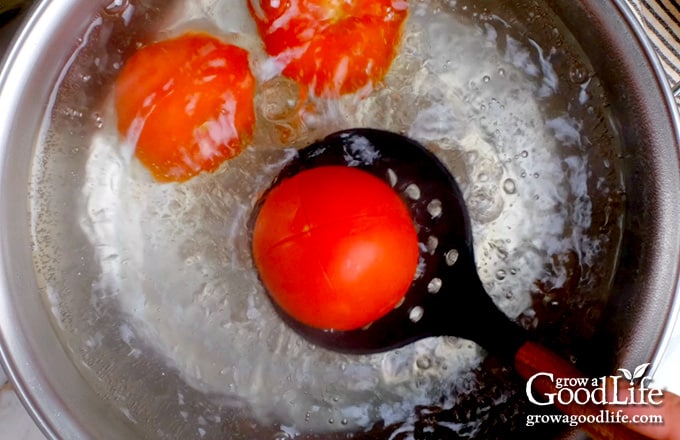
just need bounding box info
[632,363,650,383]
[618,368,633,381]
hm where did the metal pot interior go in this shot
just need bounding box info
[1,0,679,439]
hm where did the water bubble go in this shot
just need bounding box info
[502,178,517,194]
[495,269,506,281]
[256,76,303,122]
[489,240,509,260]
[341,419,348,425]
[482,75,491,83]
[93,113,104,129]
[468,184,504,223]
[520,150,529,158]
[498,67,506,76]
[63,106,84,120]
[416,356,433,370]
[273,432,291,440]
[328,418,334,424]
[104,0,129,15]
[533,173,539,178]
[569,63,589,84]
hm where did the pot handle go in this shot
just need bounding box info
[515,341,652,440]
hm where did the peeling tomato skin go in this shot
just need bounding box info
[248,0,408,97]
[252,166,420,331]
[115,33,256,182]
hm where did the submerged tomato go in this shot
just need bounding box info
[252,166,420,331]
[115,33,256,182]
[248,0,408,97]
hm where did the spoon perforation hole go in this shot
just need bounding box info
[387,168,398,187]
[409,306,424,323]
[426,235,438,255]
[445,249,459,266]
[427,199,443,219]
[427,278,442,294]
[404,183,421,200]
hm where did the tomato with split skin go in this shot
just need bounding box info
[248,0,409,97]
[252,166,420,331]
[115,33,256,183]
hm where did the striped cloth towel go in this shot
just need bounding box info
[627,0,680,94]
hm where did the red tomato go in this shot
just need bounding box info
[252,166,420,330]
[248,0,408,97]
[115,33,256,182]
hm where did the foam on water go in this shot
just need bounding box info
[81,120,489,433]
[32,0,623,438]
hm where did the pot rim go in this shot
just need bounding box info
[0,2,130,439]
[610,0,680,383]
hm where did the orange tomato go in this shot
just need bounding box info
[248,0,408,97]
[252,166,420,331]
[115,33,256,182]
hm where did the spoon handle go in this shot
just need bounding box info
[515,341,652,440]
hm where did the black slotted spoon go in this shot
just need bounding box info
[251,128,650,440]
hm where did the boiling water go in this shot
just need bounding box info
[30,0,624,438]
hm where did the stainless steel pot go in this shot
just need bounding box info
[1,0,680,439]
